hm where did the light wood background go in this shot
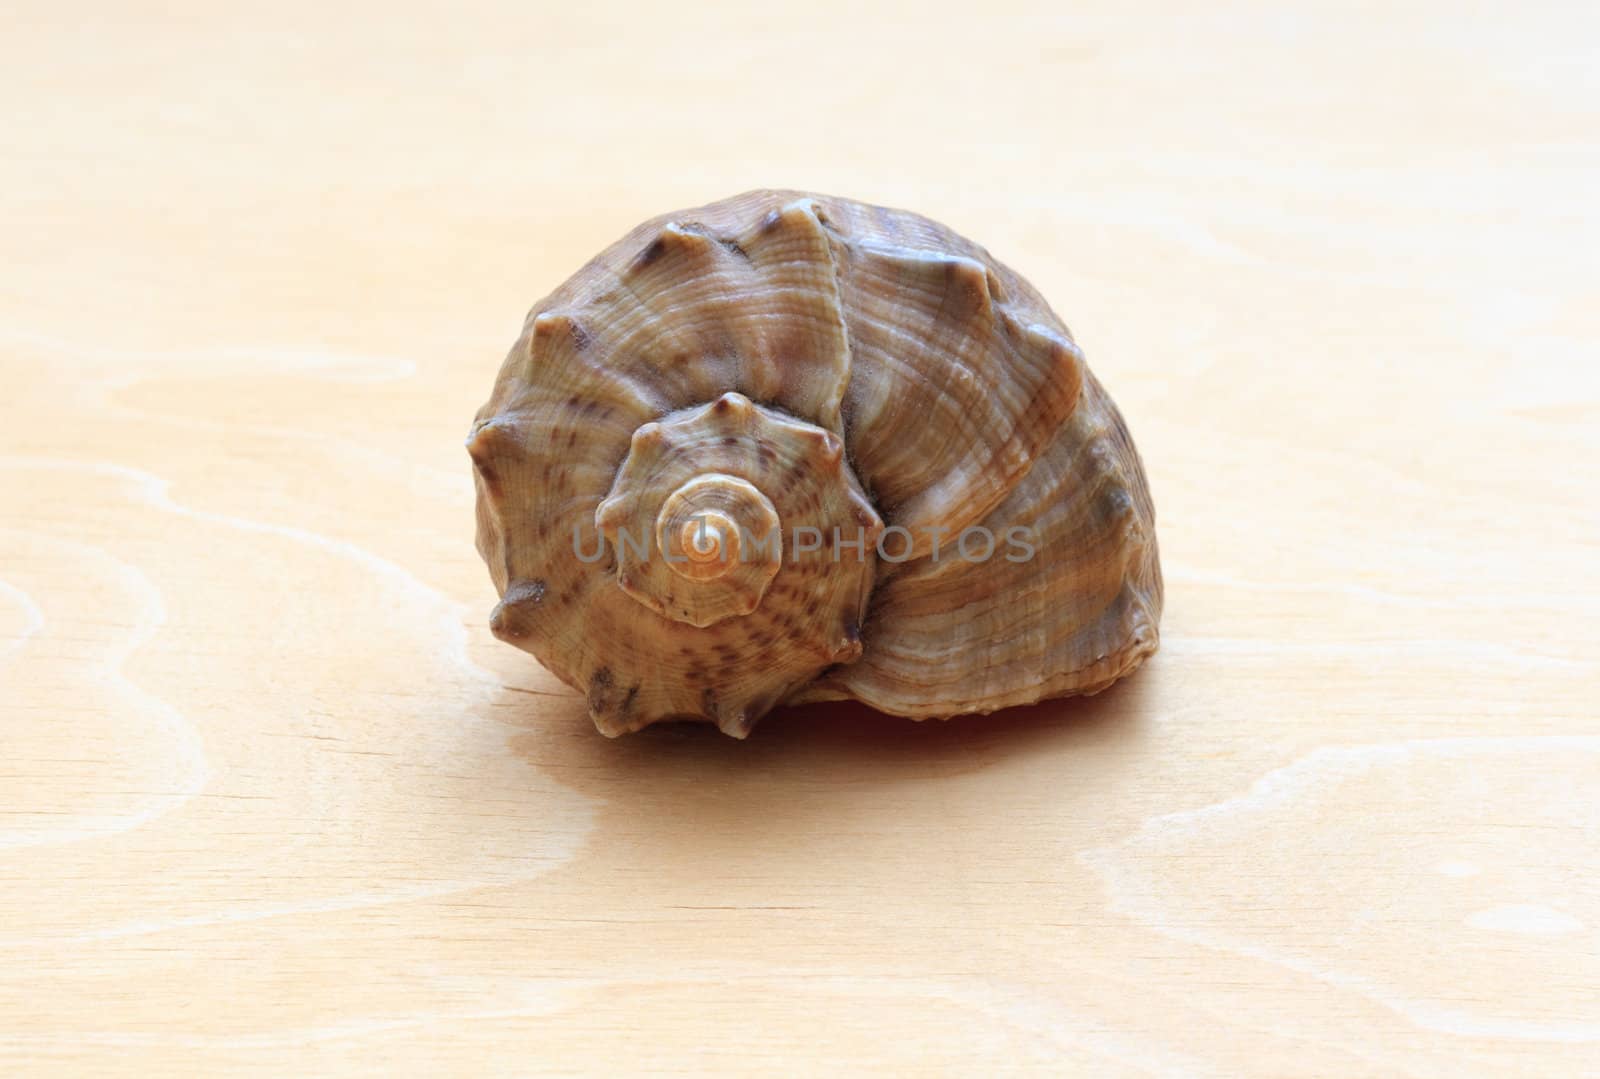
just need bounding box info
[3,2,1597,1075]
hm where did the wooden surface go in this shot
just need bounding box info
[3,3,1597,1075]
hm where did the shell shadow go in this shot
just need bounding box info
[696,677,1144,760]
[501,669,1158,853]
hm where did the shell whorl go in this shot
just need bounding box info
[470,190,1162,737]
[592,391,877,649]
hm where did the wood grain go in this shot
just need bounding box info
[2,2,1597,1074]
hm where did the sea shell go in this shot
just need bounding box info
[469,190,1162,738]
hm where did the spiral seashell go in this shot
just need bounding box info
[469,190,1162,738]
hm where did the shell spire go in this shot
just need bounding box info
[471,190,1161,736]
